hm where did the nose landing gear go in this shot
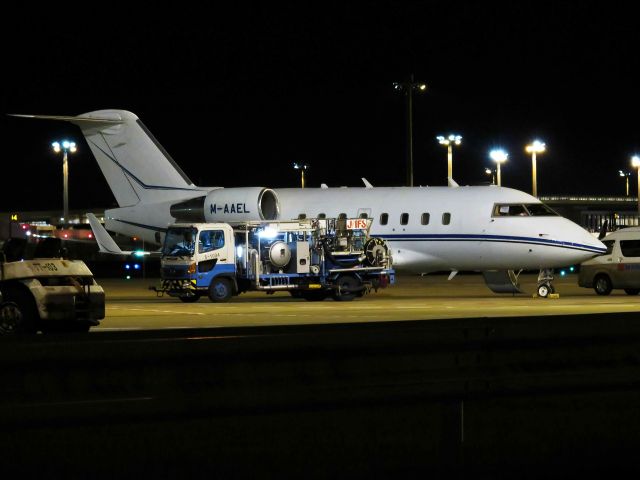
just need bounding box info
[537,268,556,298]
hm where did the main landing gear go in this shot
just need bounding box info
[536,268,556,298]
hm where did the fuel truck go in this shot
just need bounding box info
[154,218,394,302]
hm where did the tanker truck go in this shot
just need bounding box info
[154,218,394,302]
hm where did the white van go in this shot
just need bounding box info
[578,227,640,295]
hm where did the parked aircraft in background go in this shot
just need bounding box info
[12,110,606,295]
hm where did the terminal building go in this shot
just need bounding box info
[539,195,640,233]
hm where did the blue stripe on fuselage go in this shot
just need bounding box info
[378,233,606,254]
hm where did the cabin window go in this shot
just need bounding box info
[298,213,307,220]
[338,213,347,219]
[317,213,326,219]
[620,240,640,257]
[380,213,389,225]
[421,213,430,225]
[359,212,369,218]
[400,213,409,225]
[442,213,451,225]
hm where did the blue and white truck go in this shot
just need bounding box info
[154,218,394,302]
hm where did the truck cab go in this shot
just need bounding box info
[161,223,236,302]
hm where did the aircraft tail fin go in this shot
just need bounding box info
[87,213,130,255]
[11,110,199,207]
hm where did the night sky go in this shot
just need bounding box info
[1,3,639,212]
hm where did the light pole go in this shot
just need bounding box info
[485,167,496,185]
[52,140,77,222]
[619,170,631,196]
[632,156,640,215]
[489,149,508,186]
[525,140,546,197]
[293,162,309,188]
[437,134,462,182]
[393,74,427,187]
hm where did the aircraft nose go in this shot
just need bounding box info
[575,228,607,258]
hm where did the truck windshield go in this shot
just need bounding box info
[163,227,197,256]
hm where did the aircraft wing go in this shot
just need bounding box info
[87,213,160,256]
[87,213,131,255]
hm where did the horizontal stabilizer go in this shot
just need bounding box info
[9,113,122,125]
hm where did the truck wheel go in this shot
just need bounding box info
[594,275,612,296]
[0,290,38,333]
[0,302,23,334]
[209,278,233,303]
[625,289,640,295]
[332,275,359,302]
[179,293,201,303]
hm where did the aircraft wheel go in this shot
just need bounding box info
[208,278,233,303]
[594,275,612,296]
[537,283,553,298]
[624,289,640,295]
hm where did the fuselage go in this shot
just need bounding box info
[273,185,606,273]
[105,185,605,273]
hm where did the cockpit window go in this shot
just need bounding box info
[492,203,559,217]
[524,203,558,216]
[493,204,529,216]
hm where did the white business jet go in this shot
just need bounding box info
[12,110,606,296]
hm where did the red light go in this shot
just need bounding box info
[88,233,93,238]
[64,234,68,238]
[132,237,138,241]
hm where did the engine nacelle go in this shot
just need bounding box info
[170,187,280,223]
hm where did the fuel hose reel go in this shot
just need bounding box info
[364,237,388,266]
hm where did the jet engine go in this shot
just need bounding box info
[170,187,280,223]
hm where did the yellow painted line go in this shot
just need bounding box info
[108,306,205,316]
